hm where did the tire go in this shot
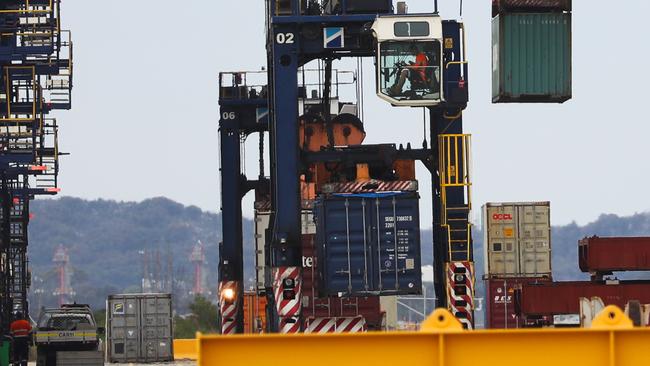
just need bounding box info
[36,348,46,366]
[628,300,642,327]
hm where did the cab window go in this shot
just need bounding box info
[378,40,441,102]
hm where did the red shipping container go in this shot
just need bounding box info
[302,234,385,330]
[519,281,650,316]
[492,0,571,17]
[485,278,550,329]
[579,236,650,273]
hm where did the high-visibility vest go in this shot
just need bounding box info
[10,319,31,337]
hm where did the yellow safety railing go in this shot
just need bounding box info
[197,306,650,366]
[446,223,472,261]
[2,66,38,123]
[438,134,472,226]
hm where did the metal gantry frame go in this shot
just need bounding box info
[0,0,72,342]
[218,0,474,333]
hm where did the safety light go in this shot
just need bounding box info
[283,278,296,299]
[222,288,235,301]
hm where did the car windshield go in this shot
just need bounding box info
[38,312,94,330]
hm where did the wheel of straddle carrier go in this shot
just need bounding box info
[628,300,642,327]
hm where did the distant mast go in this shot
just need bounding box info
[190,241,208,296]
[52,245,75,305]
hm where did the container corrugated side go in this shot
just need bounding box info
[315,191,422,296]
[519,281,650,316]
[579,237,650,273]
[492,13,572,103]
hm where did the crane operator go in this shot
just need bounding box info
[390,44,430,96]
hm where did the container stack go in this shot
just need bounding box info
[482,202,552,328]
[492,0,572,103]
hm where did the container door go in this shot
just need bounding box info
[108,297,140,362]
[319,196,373,295]
[518,205,551,277]
[485,205,519,276]
[139,295,173,362]
[485,280,519,329]
[370,193,421,295]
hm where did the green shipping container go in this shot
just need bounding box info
[492,13,572,103]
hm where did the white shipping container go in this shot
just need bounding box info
[254,210,271,293]
[483,202,551,278]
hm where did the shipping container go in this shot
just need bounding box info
[518,281,650,316]
[106,293,173,364]
[243,292,267,334]
[315,191,422,296]
[492,0,571,17]
[485,278,551,329]
[344,0,392,14]
[579,236,650,273]
[302,234,385,330]
[483,202,551,278]
[492,13,572,103]
[254,210,271,293]
[254,209,315,293]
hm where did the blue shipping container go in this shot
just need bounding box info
[314,191,422,296]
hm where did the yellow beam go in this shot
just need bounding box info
[197,307,650,366]
[173,338,197,361]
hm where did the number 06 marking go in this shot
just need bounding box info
[276,33,295,44]
[222,112,236,120]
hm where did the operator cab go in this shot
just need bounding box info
[372,16,443,107]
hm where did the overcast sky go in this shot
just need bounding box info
[54,0,649,228]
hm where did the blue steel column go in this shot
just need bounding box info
[218,111,244,334]
[430,110,466,309]
[269,25,301,269]
[268,22,303,333]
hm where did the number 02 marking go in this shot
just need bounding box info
[222,112,236,120]
[276,33,295,44]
